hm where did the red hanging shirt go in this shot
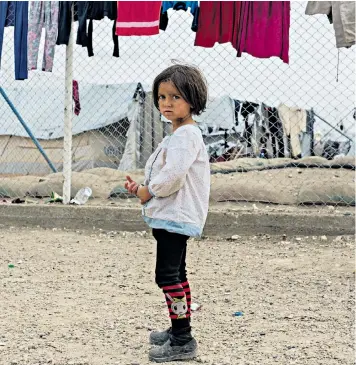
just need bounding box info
[236,2,290,64]
[116,1,162,36]
[194,1,242,48]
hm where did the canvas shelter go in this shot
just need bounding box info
[0,80,236,175]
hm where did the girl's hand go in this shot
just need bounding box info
[125,176,139,195]
[136,185,152,205]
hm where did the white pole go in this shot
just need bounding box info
[62,4,74,204]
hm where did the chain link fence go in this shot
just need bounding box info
[0,1,355,208]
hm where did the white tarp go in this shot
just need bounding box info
[0,82,145,139]
[118,100,139,171]
[195,95,235,129]
[161,95,236,130]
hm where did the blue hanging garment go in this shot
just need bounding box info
[0,1,28,80]
[159,1,199,32]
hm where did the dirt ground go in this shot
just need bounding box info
[1,157,355,207]
[0,227,354,365]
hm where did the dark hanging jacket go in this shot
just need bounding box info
[56,1,118,57]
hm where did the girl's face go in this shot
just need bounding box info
[158,81,191,122]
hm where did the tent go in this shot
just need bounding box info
[0,80,237,175]
[119,90,237,171]
[0,82,146,174]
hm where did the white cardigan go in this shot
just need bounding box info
[142,124,210,237]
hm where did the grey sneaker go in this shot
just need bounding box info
[148,338,198,363]
[149,328,171,346]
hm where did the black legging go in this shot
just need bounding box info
[153,228,189,288]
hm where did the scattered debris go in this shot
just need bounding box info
[233,311,244,317]
[70,187,92,205]
[11,198,25,204]
[191,303,202,311]
[47,191,63,203]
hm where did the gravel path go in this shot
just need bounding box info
[0,227,354,365]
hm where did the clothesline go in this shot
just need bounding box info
[0,1,354,81]
[1,1,292,81]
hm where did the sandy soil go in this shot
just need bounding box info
[0,156,355,207]
[0,227,354,365]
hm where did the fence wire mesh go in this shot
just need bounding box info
[0,1,355,208]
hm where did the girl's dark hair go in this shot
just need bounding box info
[152,64,208,116]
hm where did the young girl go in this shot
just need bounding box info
[125,64,210,363]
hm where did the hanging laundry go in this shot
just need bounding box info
[28,1,59,72]
[159,1,199,32]
[88,1,117,19]
[116,1,162,36]
[237,2,290,64]
[194,1,242,48]
[56,2,119,57]
[75,2,90,50]
[304,110,315,157]
[87,2,118,57]
[233,99,241,125]
[72,80,81,116]
[277,104,307,158]
[56,1,71,46]
[58,2,92,56]
[261,103,285,158]
[0,1,28,80]
[241,101,260,152]
[305,2,355,48]
[56,2,89,47]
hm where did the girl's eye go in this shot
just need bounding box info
[173,95,180,100]
[158,95,165,100]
